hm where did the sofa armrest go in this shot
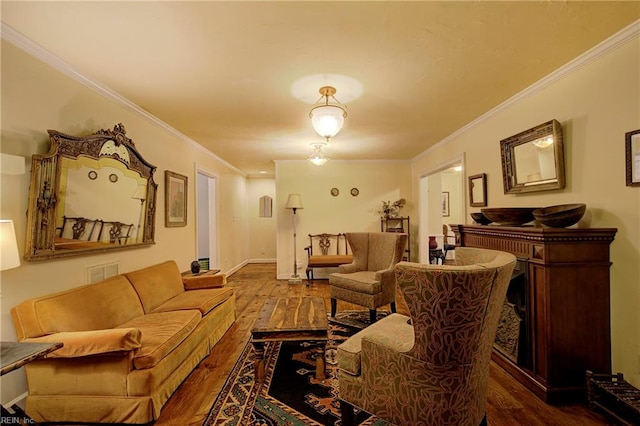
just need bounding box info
[182,272,226,290]
[23,328,141,358]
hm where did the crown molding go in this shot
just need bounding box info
[413,19,640,162]
[0,22,246,177]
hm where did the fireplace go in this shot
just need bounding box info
[450,224,616,403]
[494,259,531,369]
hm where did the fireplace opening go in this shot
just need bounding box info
[494,259,531,369]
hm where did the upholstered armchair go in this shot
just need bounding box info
[337,247,516,426]
[329,232,408,324]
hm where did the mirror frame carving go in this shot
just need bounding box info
[500,119,565,194]
[25,123,157,260]
[468,173,487,207]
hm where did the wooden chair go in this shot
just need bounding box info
[443,223,456,259]
[58,216,102,241]
[100,221,135,244]
[337,247,516,426]
[304,233,353,283]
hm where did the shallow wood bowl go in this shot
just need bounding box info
[481,207,537,226]
[533,203,586,228]
[470,212,493,225]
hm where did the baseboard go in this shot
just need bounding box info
[4,392,27,410]
[225,260,249,277]
[247,258,276,264]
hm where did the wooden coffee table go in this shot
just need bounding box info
[250,297,329,382]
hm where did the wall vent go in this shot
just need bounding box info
[87,262,120,284]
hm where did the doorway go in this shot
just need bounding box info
[196,169,218,270]
[418,155,465,264]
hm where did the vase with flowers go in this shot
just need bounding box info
[378,198,407,219]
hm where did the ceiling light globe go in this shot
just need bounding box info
[310,105,346,139]
[309,156,329,166]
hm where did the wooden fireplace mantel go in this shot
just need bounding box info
[451,224,617,404]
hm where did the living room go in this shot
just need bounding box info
[1,2,639,424]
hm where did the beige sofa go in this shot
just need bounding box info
[10,260,236,424]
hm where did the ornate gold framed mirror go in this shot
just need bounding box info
[25,124,157,260]
[500,119,565,194]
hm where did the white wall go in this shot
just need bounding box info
[0,40,250,404]
[247,177,276,261]
[412,31,640,386]
[275,160,412,279]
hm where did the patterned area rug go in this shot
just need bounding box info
[203,311,391,426]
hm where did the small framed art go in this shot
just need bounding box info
[442,192,450,217]
[165,170,188,227]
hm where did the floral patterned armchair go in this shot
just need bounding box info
[337,247,516,426]
[329,232,408,324]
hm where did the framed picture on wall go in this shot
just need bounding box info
[165,170,188,227]
[442,192,450,217]
[626,129,640,187]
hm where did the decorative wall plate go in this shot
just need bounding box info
[109,173,118,183]
[88,171,97,180]
[330,188,339,197]
[350,188,359,196]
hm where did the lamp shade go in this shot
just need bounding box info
[131,183,147,200]
[285,194,304,210]
[0,220,20,271]
[310,105,346,139]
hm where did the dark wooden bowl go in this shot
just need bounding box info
[481,207,537,226]
[533,203,586,228]
[470,212,492,225]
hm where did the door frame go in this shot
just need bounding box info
[194,164,219,270]
[417,153,466,263]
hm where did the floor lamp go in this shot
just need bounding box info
[284,194,303,284]
[131,184,147,243]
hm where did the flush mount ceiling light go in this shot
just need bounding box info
[308,142,329,166]
[309,86,347,140]
[533,136,554,149]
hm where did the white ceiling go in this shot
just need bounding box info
[2,1,638,176]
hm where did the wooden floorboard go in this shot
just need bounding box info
[155,263,612,426]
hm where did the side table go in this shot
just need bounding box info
[1,341,63,422]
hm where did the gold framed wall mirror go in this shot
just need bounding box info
[500,119,565,194]
[24,123,158,260]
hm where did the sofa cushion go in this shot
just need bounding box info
[337,313,414,376]
[152,287,234,316]
[11,275,144,339]
[24,328,142,358]
[118,310,201,369]
[125,260,185,313]
[330,271,380,294]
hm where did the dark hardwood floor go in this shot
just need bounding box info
[155,263,612,426]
